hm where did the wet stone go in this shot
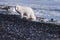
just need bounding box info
[0,14,60,40]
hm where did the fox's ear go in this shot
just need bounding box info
[15,6,18,10]
[15,5,18,10]
[15,5,20,10]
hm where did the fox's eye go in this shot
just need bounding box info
[23,12,27,16]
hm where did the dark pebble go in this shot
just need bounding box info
[0,14,60,40]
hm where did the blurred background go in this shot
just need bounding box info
[0,0,60,20]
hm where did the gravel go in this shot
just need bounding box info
[0,14,60,40]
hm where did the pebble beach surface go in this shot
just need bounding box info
[0,14,60,40]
